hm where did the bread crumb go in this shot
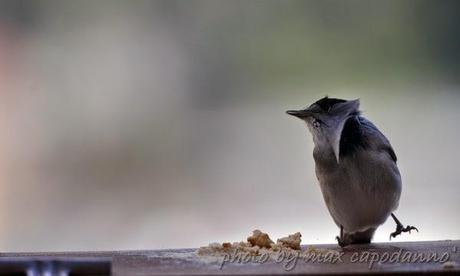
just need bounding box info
[247,229,274,249]
[306,245,317,253]
[443,261,456,269]
[276,232,302,250]
[197,242,224,255]
[197,229,306,256]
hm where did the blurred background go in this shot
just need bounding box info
[0,0,459,252]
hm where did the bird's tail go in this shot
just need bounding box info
[343,227,376,246]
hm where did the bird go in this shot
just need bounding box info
[286,97,417,247]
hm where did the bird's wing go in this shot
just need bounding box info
[340,116,397,163]
[358,117,397,163]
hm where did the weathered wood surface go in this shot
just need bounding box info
[1,240,459,275]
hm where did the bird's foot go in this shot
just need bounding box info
[336,235,346,247]
[336,225,346,247]
[389,213,418,240]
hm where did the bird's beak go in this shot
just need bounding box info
[286,109,313,119]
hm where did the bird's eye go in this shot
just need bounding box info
[313,119,321,128]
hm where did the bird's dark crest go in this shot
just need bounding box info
[314,96,347,112]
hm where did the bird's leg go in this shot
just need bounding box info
[336,225,345,247]
[389,213,418,240]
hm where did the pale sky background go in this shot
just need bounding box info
[0,0,459,251]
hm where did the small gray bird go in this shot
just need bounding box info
[287,97,417,247]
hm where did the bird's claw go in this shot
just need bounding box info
[336,225,346,247]
[405,225,418,233]
[389,224,418,240]
[336,236,345,247]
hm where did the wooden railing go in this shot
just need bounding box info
[0,240,458,275]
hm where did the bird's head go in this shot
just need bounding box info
[287,97,360,163]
